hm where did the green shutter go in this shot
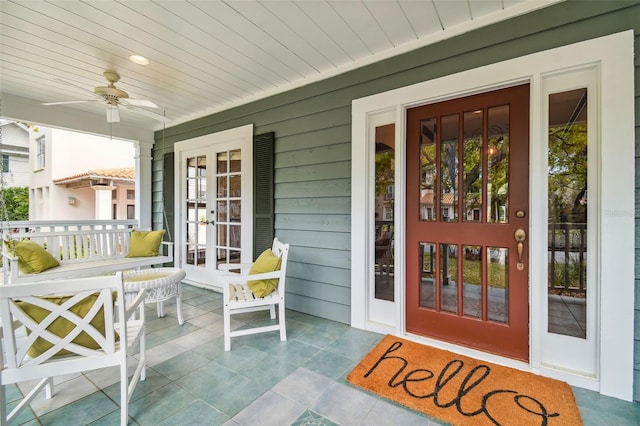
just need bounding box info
[253,132,275,258]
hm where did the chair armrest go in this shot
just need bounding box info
[218,262,253,274]
[223,270,282,284]
[123,288,146,321]
[160,241,174,258]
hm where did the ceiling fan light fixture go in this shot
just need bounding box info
[129,55,149,65]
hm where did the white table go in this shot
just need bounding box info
[123,268,186,325]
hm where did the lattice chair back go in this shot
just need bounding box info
[0,272,146,425]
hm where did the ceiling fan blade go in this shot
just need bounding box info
[123,105,171,123]
[41,100,99,106]
[123,98,158,108]
[106,105,120,123]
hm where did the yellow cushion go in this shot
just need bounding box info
[9,239,60,274]
[247,249,282,297]
[16,292,117,358]
[126,229,165,257]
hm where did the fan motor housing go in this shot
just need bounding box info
[94,85,129,102]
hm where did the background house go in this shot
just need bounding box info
[0,120,30,188]
[27,126,135,221]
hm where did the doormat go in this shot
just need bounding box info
[347,335,582,426]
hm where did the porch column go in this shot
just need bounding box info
[134,141,153,229]
[92,184,114,220]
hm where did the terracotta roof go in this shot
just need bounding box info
[53,167,134,186]
[420,190,455,206]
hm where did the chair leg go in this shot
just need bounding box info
[269,304,276,319]
[278,302,287,342]
[223,304,231,352]
[121,360,128,425]
[176,294,184,326]
[1,382,6,426]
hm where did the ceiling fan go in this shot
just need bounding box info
[42,71,170,123]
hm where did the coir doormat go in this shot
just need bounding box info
[347,335,582,426]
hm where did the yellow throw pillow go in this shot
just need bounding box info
[11,239,60,274]
[247,249,282,297]
[126,229,166,257]
[16,292,117,358]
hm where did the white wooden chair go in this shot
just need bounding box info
[0,272,146,426]
[218,238,290,351]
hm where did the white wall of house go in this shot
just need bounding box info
[0,121,30,187]
[28,126,135,221]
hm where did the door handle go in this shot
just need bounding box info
[514,228,526,271]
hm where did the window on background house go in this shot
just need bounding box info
[112,189,117,200]
[2,154,8,172]
[127,189,135,200]
[36,136,45,169]
[127,205,135,219]
[112,204,117,220]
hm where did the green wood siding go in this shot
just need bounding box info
[152,0,640,399]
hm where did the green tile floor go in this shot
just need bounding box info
[4,284,640,425]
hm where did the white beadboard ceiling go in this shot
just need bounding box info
[0,0,560,135]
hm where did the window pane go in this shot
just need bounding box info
[463,111,482,223]
[419,117,437,221]
[229,149,241,173]
[463,245,481,318]
[419,242,436,309]
[374,124,395,301]
[487,105,509,223]
[488,247,508,323]
[548,88,588,339]
[440,243,458,313]
[440,115,459,222]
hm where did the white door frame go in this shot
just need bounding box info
[351,31,635,400]
[174,124,254,290]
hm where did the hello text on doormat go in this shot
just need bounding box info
[347,335,582,426]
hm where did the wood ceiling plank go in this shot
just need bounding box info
[262,1,352,67]
[329,1,392,54]
[398,0,444,38]
[294,0,370,61]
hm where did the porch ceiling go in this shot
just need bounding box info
[0,0,561,135]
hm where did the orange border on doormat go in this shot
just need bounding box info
[347,335,582,425]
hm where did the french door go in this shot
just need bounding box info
[174,125,253,288]
[406,85,530,360]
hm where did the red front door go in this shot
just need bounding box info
[406,84,530,361]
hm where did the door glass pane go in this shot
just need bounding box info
[230,149,241,173]
[463,245,481,318]
[374,124,395,301]
[487,105,509,223]
[419,117,436,221]
[229,175,241,197]
[548,88,588,339]
[185,155,207,267]
[440,243,458,313]
[419,242,436,309]
[217,200,227,222]
[230,200,241,222]
[488,247,508,323]
[463,111,482,223]
[440,115,459,222]
[216,149,242,267]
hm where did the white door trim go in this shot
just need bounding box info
[351,31,635,400]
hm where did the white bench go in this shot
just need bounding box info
[1,220,173,284]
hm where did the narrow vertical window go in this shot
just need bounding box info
[374,124,395,301]
[548,88,588,339]
[36,136,46,169]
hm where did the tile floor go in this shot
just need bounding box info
[4,284,640,425]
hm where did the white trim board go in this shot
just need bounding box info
[351,31,635,401]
